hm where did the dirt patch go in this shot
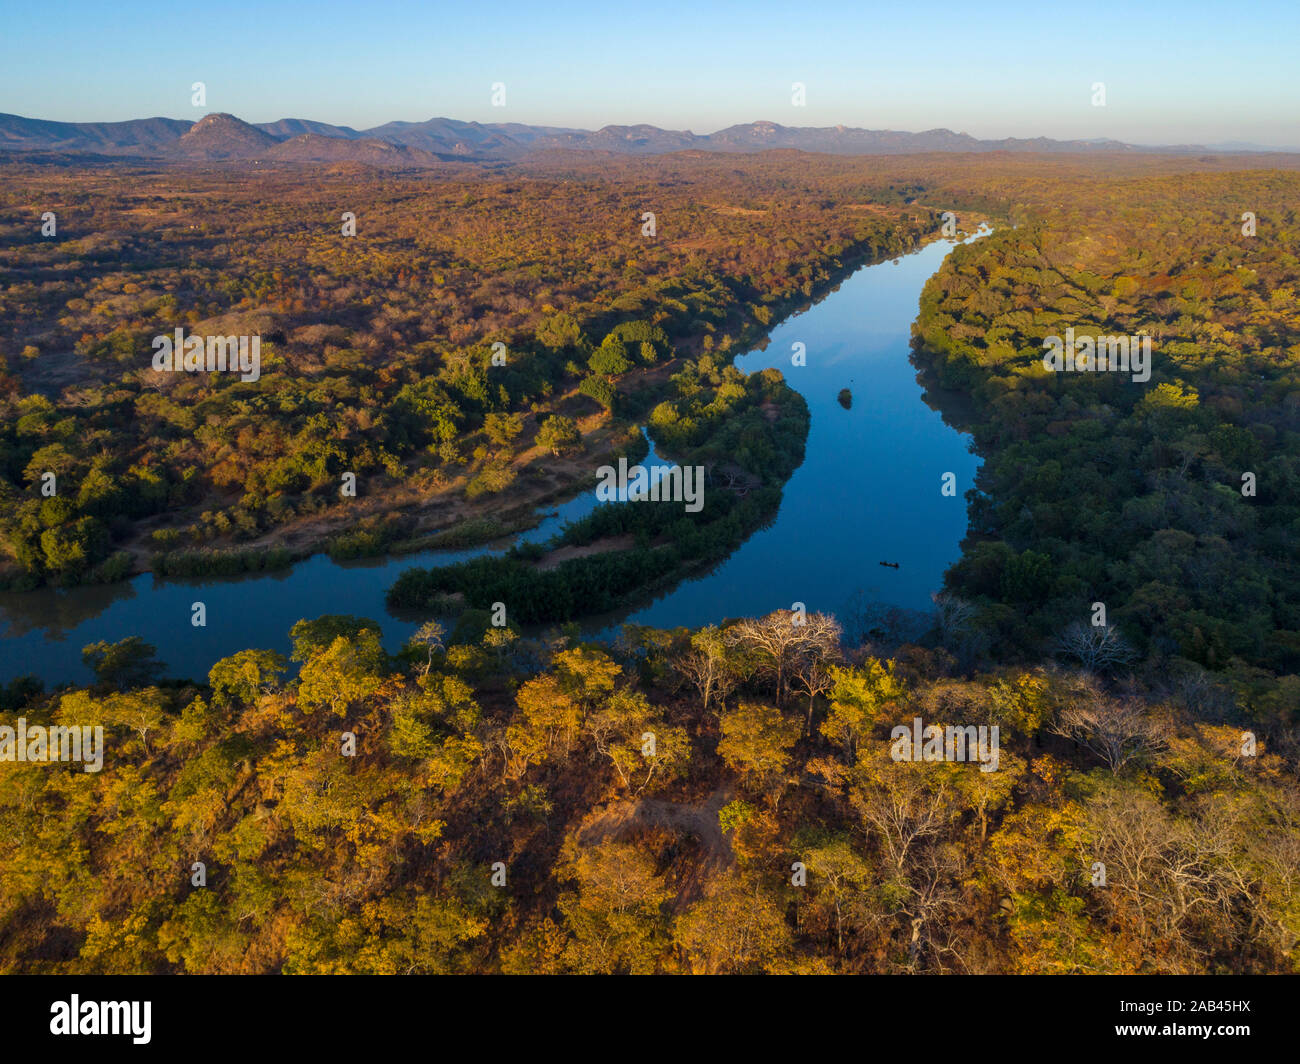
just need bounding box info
[575,787,736,868]
[536,535,635,570]
[17,349,113,398]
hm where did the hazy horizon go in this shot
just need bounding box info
[4,0,1297,148]
[5,110,1297,154]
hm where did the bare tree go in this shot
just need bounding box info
[791,655,835,737]
[729,609,841,708]
[897,844,969,973]
[932,591,976,642]
[842,591,930,649]
[728,611,802,707]
[1086,785,1254,970]
[1250,796,1300,962]
[931,592,986,668]
[851,755,961,874]
[1055,621,1137,673]
[1168,664,1233,716]
[1050,686,1166,774]
[789,614,843,735]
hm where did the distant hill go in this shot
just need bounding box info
[264,133,444,168]
[2,111,1292,164]
[176,113,279,159]
[361,117,527,157]
[255,117,362,140]
[0,113,192,153]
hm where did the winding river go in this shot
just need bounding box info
[0,229,986,686]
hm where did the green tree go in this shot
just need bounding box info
[483,411,524,447]
[296,631,388,716]
[717,701,800,804]
[557,839,673,974]
[208,649,287,706]
[588,338,632,376]
[674,871,794,974]
[289,615,382,663]
[82,636,164,689]
[535,312,582,350]
[535,415,581,457]
[819,660,906,764]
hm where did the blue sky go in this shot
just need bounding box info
[3,0,1297,146]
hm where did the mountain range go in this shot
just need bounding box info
[0,112,1290,165]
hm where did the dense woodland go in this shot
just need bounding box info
[912,169,1300,713]
[388,355,810,622]
[1,611,1296,974]
[0,159,928,588]
[1,149,1299,974]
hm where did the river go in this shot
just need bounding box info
[0,228,986,686]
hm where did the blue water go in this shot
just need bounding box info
[0,478,611,687]
[0,231,984,686]
[587,230,985,636]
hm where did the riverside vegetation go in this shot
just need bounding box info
[0,159,929,589]
[1,150,1298,974]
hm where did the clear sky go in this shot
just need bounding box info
[3,0,1297,147]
